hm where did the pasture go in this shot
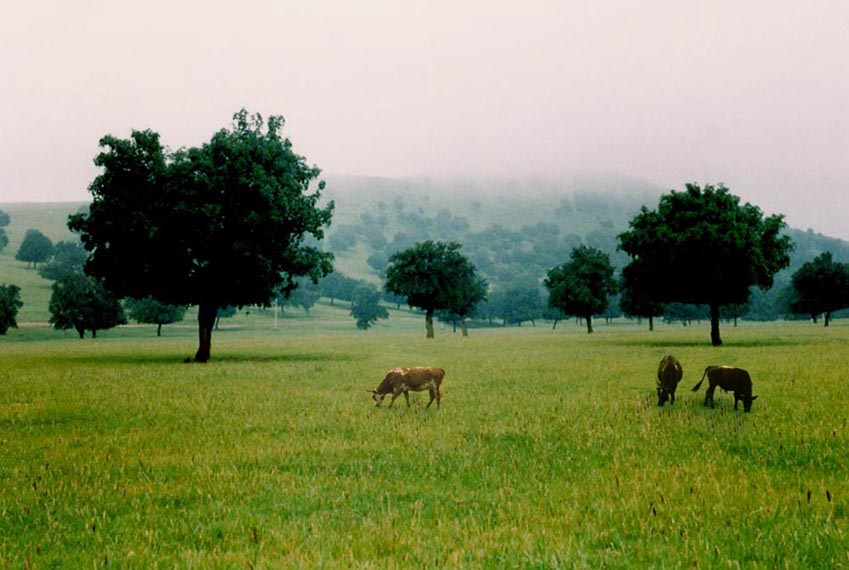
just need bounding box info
[1,322,847,568]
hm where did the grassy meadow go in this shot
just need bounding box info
[1,320,847,568]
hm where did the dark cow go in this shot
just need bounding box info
[691,366,758,412]
[370,366,445,408]
[656,354,683,406]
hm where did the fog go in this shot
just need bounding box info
[2,1,847,238]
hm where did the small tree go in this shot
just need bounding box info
[125,296,187,336]
[384,240,484,338]
[280,279,321,314]
[619,265,663,331]
[0,284,23,334]
[38,240,87,281]
[350,283,389,329]
[544,245,617,334]
[789,252,849,326]
[0,210,10,252]
[15,229,54,269]
[49,274,126,338]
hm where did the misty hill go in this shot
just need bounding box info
[321,174,849,288]
[2,173,849,322]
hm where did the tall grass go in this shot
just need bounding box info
[1,322,847,568]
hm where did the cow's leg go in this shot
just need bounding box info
[670,387,676,405]
[389,387,403,408]
[704,384,716,408]
[426,388,436,408]
[403,390,411,407]
[733,393,740,410]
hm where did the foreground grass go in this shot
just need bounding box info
[1,323,847,568]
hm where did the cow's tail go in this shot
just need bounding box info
[691,368,709,392]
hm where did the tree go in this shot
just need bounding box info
[384,240,484,338]
[0,210,10,252]
[0,284,23,335]
[618,183,793,346]
[48,273,126,338]
[498,284,544,326]
[350,283,389,329]
[280,279,321,314]
[544,245,617,334]
[789,252,849,326]
[15,229,54,269]
[68,110,334,361]
[37,240,87,281]
[125,297,187,336]
[619,265,663,331]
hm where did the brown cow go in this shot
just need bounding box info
[656,354,683,406]
[691,365,758,412]
[370,367,445,408]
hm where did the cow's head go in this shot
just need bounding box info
[369,389,386,407]
[743,394,758,412]
[656,386,671,406]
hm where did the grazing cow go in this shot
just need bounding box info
[370,366,445,408]
[656,355,683,406]
[691,366,758,412]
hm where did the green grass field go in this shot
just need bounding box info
[1,320,846,568]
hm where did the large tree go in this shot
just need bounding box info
[544,245,617,334]
[618,183,793,346]
[789,252,849,326]
[0,284,23,335]
[15,229,54,269]
[384,240,484,338]
[69,110,334,361]
[48,273,126,338]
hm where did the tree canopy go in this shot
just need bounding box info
[69,109,334,361]
[125,297,187,336]
[0,210,9,252]
[15,229,54,269]
[544,245,617,334]
[789,252,849,326]
[384,240,485,338]
[618,183,793,345]
[350,282,389,330]
[48,274,126,338]
[0,284,23,335]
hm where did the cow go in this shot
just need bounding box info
[369,366,445,409]
[691,365,758,412]
[656,354,683,406]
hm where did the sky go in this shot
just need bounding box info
[2,0,848,238]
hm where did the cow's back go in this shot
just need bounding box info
[657,355,683,387]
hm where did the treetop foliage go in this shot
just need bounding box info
[69,109,335,360]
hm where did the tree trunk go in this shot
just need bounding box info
[425,309,435,339]
[825,311,831,327]
[157,323,163,337]
[710,303,723,346]
[585,315,593,334]
[75,325,85,339]
[91,329,97,339]
[460,318,469,337]
[195,302,217,362]
[648,316,654,332]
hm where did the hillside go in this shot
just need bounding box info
[2,174,849,323]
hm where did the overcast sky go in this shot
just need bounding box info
[2,1,848,238]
